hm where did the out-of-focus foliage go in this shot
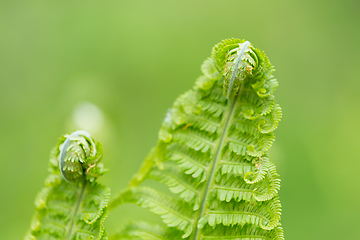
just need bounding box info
[0,0,359,239]
[25,132,109,240]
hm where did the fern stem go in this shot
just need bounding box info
[226,41,250,98]
[66,180,87,239]
[192,87,241,240]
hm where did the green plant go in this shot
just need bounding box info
[26,38,284,239]
[25,131,109,239]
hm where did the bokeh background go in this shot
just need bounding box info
[1,0,359,239]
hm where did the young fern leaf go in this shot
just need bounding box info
[110,38,284,239]
[25,130,110,240]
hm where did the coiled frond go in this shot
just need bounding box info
[25,131,109,240]
[110,38,284,239]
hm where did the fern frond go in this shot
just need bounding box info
[111,38,284,239]
[148,164,202,210]
[199,198,281,231]
[25,131,109,240]
[215,174,265,202]
[219,152,255,177]
[228,131,275,158]
[167,143,209,182]
[201,225,284,240]
[172,128,216,153]
[199,99,227,118]
[253,163,281,202]
[109,222,183,240]
[190,112,222,134]
[111,187,194,238]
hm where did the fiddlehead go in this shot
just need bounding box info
[25,131,109,240]
[59,130,105,183]
[110,38,284,239]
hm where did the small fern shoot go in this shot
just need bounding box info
[25,130,110,240]
[110,39,284,239]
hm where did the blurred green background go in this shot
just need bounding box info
[1,0,359,239]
